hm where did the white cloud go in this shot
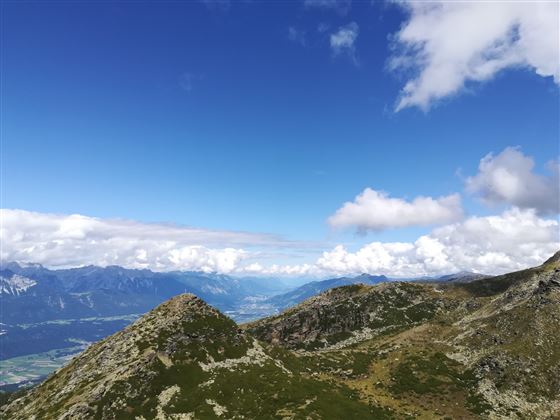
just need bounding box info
[0,209,300,272]
[328,188,463,231]
[330,22,359,64]
[390,1,559,111]
[466,147,559,215]
[317,208,559,276]
[242,263,315,276]
[2,208,558,278]
[304,0,351,15]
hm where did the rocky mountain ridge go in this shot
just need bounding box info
[2,252,559,419]
[2,294,379,419]
[0,263,288,325]
[248,251,560,418]
[246,281,448,351]
[263,273,389,312]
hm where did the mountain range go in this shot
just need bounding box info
[1,252,558,419]
[0,262,289,325]
[0,263,294,367]
[1,262,487,325]
[0,263,490,365]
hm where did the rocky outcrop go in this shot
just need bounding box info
[245,282,448,350]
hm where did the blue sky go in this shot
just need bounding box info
[1,1,559,277]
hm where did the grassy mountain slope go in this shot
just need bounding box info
[247,253,560,419]
[1,295,384,419]
[2,253,559,419]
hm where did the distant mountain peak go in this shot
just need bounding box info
[454,270,478,276]
[1,261,44,271]
[356,273,387,280]
[436,271,489,283]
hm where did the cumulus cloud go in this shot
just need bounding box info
[330,22,359,64]
[466,147,559,215]
[318,208,559,276]
[304,0,351,15]
[390,1,560,111]
[0,209,300,272]
[328,188,463,231]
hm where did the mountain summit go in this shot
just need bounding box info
[1,294,376,419]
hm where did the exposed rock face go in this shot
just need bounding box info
[450,265,560,419]
[245,282,449,350]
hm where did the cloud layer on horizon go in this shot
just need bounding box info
[391,1,559,111]
[0,209,300,273]
[1,207,557,277]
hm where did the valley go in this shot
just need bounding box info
[0,263,407,388]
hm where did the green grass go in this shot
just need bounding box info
[389,352,490,416]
